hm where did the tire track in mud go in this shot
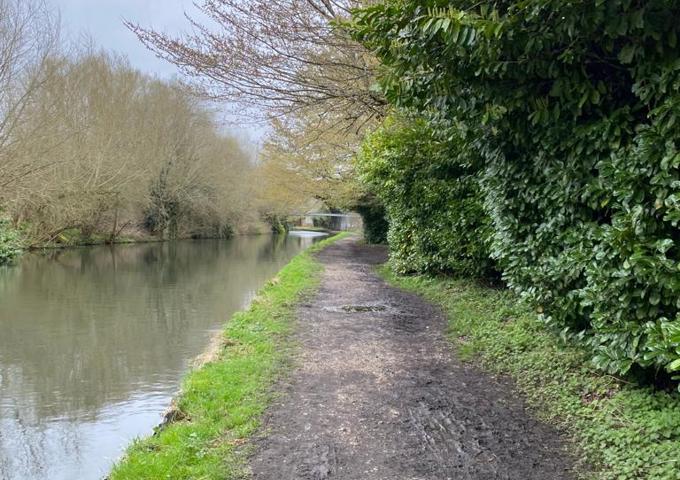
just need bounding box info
[250,237,575,480]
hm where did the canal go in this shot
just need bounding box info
[0,233,324,480]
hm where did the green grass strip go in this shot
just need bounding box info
[110,232,351,480]
[380,267,680,480]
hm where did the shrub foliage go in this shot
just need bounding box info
[357,116,495,276]
[0,218,21,265]
[350,0,680,379]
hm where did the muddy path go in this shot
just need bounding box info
[250,237,575,479]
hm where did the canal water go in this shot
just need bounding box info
[0,233,324,480]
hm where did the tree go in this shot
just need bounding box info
[126,0,384,129]
[3,47,255,245]
[256,108,365,217]
[0,0,59,195]
[127,1,387,213]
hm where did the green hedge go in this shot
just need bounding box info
[351,0,680,380]
[356,116,495,277]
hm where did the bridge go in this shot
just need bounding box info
[288,213,358,218]
[288,212,362,231]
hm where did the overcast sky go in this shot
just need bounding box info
[53,0,199,78]
[51,0,264,144]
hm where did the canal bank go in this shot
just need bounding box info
[112,235,575,480]
[0,217,286,266]
[108,233,350,479]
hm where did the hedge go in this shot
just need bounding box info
[356,115,495,277]
[350,0,680,381]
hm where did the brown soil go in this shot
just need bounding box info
[250,237,575,479]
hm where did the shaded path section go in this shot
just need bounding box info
[250,238,574,480]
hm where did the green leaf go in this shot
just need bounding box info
[668,358,680,372]
[619,44,635,64]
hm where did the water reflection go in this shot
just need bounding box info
[0,234,319,480]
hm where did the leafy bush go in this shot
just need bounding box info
[0,218,22,264]
[261,213,289,234]
[351,1,680,379]
[357,116,495,277]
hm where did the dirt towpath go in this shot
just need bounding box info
[250,237,575,480]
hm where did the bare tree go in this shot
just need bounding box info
[3,46,255,245]
[0,0,59,192]
[0,3,262,245]
[125,0,385,129]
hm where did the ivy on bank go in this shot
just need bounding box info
[349,0,680,380]
[0,218,21,264]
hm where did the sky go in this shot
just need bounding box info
[53,0,197,79]
[50,0,264,144]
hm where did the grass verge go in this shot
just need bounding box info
[109,232,351,480]
[380,267,680,480]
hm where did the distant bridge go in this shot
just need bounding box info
[288,212,362,231]
[288,212,359,218]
